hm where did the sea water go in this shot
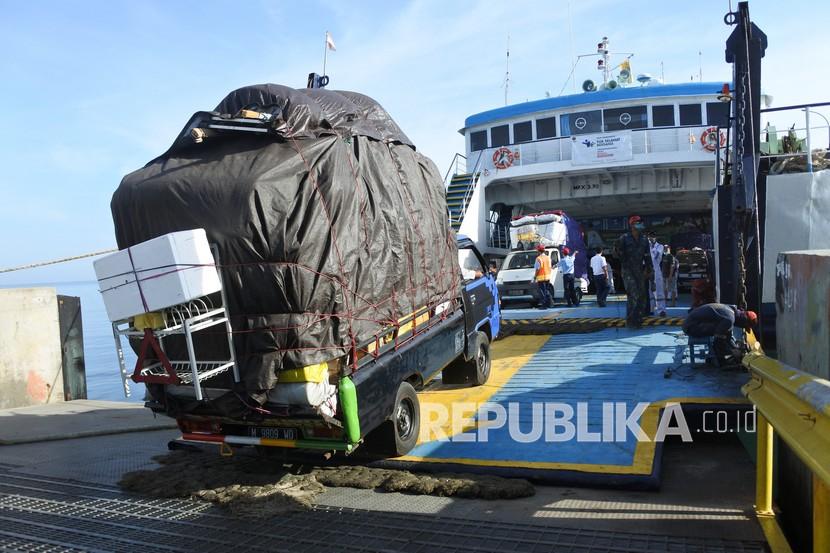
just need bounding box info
[2,281,142,401]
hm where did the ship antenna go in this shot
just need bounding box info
[568,0,575,93]
[503,34,510,105]
[698,50,703,81]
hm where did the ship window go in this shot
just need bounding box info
[470,130,488,151]
[513,121,532,143]
[563,109,602,135]
[491,124,510,147]
[652,105,675,127]
[706,102,731,128]
[603,105,647,131]
[679,103,702,126]
[536,117,557,139]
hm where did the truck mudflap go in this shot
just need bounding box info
[180,432,354,453]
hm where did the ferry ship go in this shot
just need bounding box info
[446,38,772,269]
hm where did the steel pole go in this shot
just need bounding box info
[805,109,813,173]
[815,475,830,553]
[805,109,830,150]
[756,413,774,516]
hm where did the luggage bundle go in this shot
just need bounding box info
[509,212,567,250]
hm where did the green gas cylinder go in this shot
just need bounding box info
[338,376,360,444]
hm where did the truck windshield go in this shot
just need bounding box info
[505,252,538,270]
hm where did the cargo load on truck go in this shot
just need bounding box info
[509,212,567,250]
[109,84,462,414]
[509,210,588,280]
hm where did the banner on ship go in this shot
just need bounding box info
[571,131,633,165]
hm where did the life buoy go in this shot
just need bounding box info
[700,127,726,152]
[492,146,514,169]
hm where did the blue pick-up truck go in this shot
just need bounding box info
[162,235,500,458]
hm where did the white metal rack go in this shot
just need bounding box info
[111,248,238,401]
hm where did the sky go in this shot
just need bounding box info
[1,0,829,284]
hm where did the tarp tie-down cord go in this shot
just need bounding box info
[288,132,360,369]
[125,246,150,313]
[99,260,460,321]
[106,259,461,354]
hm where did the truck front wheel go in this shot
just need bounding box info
[369,381,420,457]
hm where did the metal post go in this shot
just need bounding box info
[183,319,201,401]
[805,109,813,173]
[815,475,830,553]
[112,322,131,398]
[756,412,774,516]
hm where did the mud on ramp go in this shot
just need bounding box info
[118,450,534,517]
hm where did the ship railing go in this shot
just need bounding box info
[486,221,510,250]
[742,330,830,553]
[758,101,830,173]
[443,152,468,188]
[485,125,719,170]
[450,150,485,228]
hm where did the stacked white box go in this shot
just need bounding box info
[94,229,222,322]
[509,213,567,249]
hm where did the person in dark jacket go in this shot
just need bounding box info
[615,215,652,328]
[683,303,757,364]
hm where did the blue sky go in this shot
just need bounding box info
[1,0,828,284]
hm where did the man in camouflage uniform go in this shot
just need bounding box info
[615,215,652,329]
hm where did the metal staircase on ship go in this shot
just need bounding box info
[444,151,484,233]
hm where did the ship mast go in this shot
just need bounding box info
[597,37,610,87]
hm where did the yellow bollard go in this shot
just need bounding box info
[756,413,774,516]
[815,475,830,553]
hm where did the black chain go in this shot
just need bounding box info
[736,72,748,311]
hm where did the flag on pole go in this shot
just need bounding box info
[619,59,632,83]
[326,32,336,51]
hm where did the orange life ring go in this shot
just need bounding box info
[492,146,514,169]
[700,127,726,152]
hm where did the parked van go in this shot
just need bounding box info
[496,248,587,306]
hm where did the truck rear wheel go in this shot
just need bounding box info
[442,331,491,386]
[370,381,420,457]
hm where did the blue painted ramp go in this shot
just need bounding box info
[380,317,750,488]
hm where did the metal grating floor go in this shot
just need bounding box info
[0,470,765,553]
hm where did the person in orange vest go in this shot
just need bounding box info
[534,244,554,309]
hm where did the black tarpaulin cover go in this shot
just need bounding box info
[111,84,460,392]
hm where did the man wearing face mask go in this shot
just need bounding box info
[615,216,652,328]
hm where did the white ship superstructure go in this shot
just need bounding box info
[448,71,771,257]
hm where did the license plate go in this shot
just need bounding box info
[248,426,298,440]
[508,289,525,296]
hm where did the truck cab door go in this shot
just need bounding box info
[458,242,500,340]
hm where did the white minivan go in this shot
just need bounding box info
[496,248,588,306]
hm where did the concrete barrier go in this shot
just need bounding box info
[0,288,65,408]
[776,250,830,380]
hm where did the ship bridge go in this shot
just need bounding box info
[448,82,771,256]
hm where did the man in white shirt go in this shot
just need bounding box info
[649,236,667,316]
[589,247,610,307]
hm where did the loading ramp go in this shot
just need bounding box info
[379,298,750,488]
